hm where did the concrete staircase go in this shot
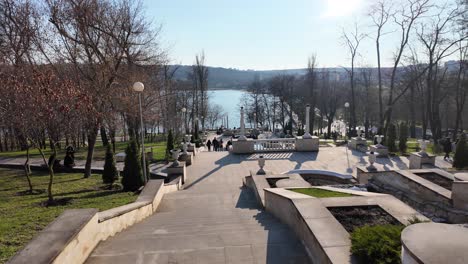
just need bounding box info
[87,152,311,264]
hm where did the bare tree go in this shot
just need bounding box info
[382,0,430,137]
[341,21,365,134]
[306,55,318,132]
[45,0,161,177]
[192,51,209,132]
[417,1,467,141]
[453,39,468,139]
[369,0,393,130]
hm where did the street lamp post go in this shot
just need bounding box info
[133,82,147,183]
[239,107,247,141]
[344,102,350,140]
[181,107,187,134]
[303,104,312,139]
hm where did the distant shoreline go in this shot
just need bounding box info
[208,87,248,91]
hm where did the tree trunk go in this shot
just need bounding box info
[24,147,33,193]
[84,126,99,178]
[410,85,416,138]
[100,126,109,146]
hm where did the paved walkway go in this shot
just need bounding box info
[87,152,311,264]
[86,147,454,264]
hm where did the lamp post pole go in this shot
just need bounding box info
[181,107,187,135]
[239,107,247,140]
[344,102,350,141]
[133,82,147,183]
[304,104,312,139]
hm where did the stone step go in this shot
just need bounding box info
[123,218,287,236]
[92,229,302,255]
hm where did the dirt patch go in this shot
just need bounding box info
[328,205,401,233]
[40,197,73,207]
[15,189,46,196]
[414,172,453,190]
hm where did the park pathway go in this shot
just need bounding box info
[86,151,312,264]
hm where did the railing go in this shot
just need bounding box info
[253,138,296,152]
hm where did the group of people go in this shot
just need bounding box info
[206,137,232,151]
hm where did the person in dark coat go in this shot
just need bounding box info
[206,140,212,151]
[219,139,224,151]
[213,138,219,152]
[443,137,452,160]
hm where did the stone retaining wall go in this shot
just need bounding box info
[8,178,182,264]
[369,171,468,223]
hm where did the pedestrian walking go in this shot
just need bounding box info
[213,138,219,152]
[443,137,452,161]
[206,140,212,151]
[227,140,232,151]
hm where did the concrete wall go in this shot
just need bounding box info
[369,171,468,223]
[8,179,181,264]
[231,140,255,154]
[295,137,319,152]
[264,189,334,264]
[452,181,468,211]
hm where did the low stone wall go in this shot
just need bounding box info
[8,179,181,264]
[452,181,468,211]
[265,187,427,264]
[264,189,333,264]
[369,170,468,223]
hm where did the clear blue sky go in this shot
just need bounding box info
[144,0,449,70]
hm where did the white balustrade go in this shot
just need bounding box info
[253,138,296,152]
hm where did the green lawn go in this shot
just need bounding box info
[0,141,167,162]
[290,188,354,198]
[0,169,138,263]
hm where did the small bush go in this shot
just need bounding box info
[386,123,397,153]
[453,134,468,169]
[102,144,118,184]
[166,130,174,160]
[398,122,408,153]
[121,139,144,191]
[351,224,404,264]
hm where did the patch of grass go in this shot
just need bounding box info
[289,188,354,198]
[0,168,137,263]
[394,141,442,156]
[0,140,167,162]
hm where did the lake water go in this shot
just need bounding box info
[208,89,245,129]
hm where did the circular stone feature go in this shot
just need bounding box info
[402,223,468,264]
[275,179,311,188]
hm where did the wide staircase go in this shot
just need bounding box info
[86,152,310,264]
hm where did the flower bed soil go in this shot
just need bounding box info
[414,172,453,190]
[327,205,401,233]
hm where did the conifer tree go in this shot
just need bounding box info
[166,130,174,160]
[102,144,118,184]
[398,122,408,153]
[453,134,468,169]
[122,139,144,191]
[386,123,397,152]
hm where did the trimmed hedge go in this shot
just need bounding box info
[453,134,468,169]
[351,224,404,264]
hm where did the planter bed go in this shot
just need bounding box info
[327,205,401,233]
[414,172,453,190]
